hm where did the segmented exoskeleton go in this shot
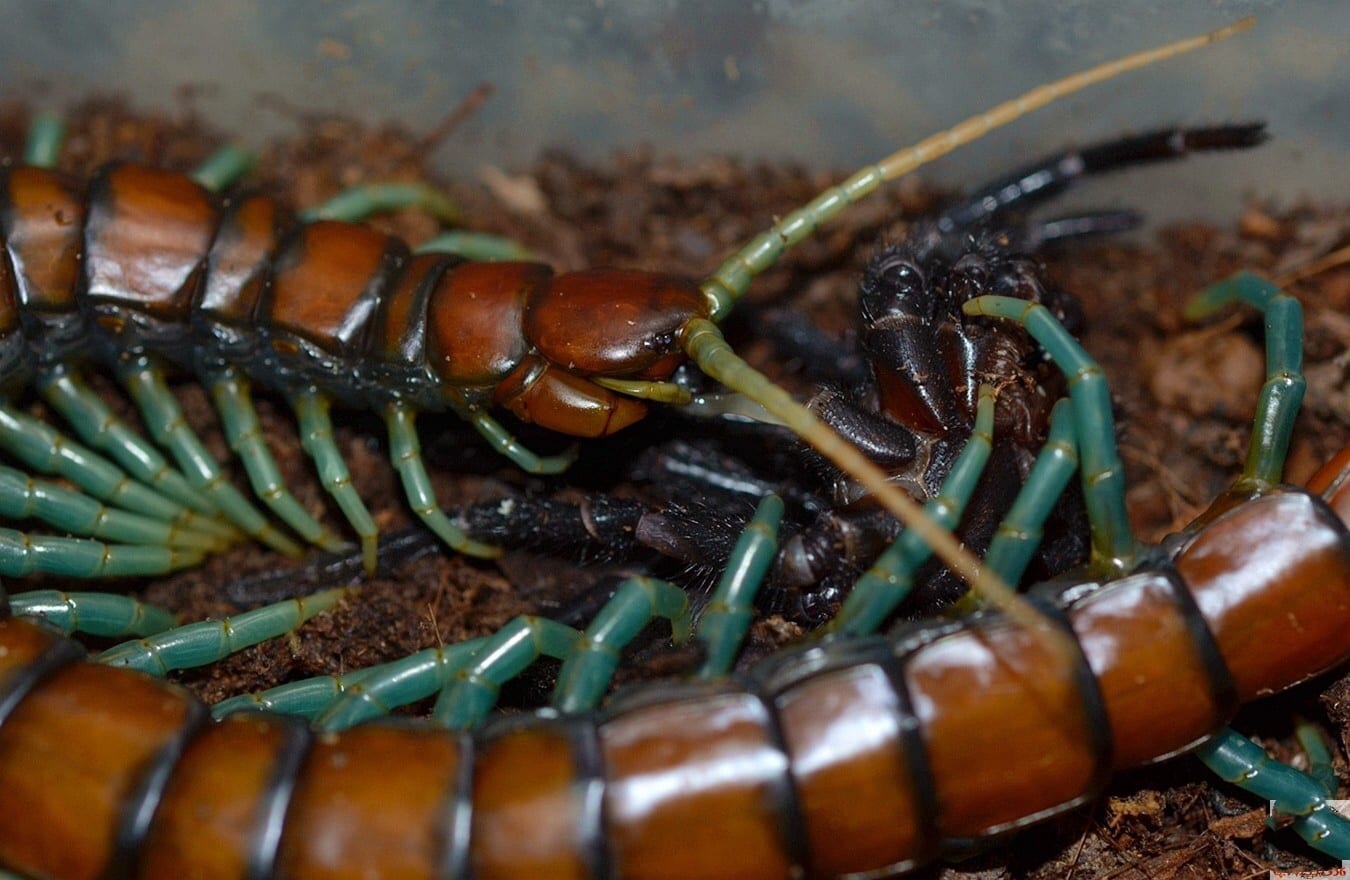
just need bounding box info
[0,264,1347,879]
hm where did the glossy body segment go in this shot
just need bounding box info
[470,716,602,880]
[0,620,204,880]
[1048,565,1234,769]
[1176,489,1350,701]
[275,723,467,880]
[83,163,216,350]
[598,683,801,880]
[138,712,309,880]
[0,460,1348,880]
[0,165,87,353]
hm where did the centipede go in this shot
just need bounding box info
[1,16,1348,879]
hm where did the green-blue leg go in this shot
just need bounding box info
[833,385,997,637]
[210,370,346,552]
[0,464,220,551]
[38,368,223,518]
[302,182,463,226]
[1295,720,1340,799]
[983,398,1081,587]
[386,403,501,559]
[696,495,784,679]
[293,390,378,572]
[213,665,382,722]
[552,576,692,714]
[0,528,203,577]
[118,360,303,557]
[96,587,348,676]
[1185,271,1305,489]
[433,617,579,730]
[314,640,489,731]
[190,144,255,192]
[416,231,538,262]
[469,409,578,474]
[0,403,236,543]
[10,590,177,637]
[963,296,1138,575]
[1196,726,1350,859]
[23,112,64,168]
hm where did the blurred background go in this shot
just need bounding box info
[0,0,1343,222]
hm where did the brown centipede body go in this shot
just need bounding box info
[0,438,1347,879]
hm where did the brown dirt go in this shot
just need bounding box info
[0,96,1347,879]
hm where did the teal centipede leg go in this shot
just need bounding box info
[190,144,255,192]
[469,409,578,474]
[210,369,347,552]
[416,231,538,262]
[695,494,784,679]
[1196,727,1350,859]
[23,112,64,168]
[385,402,501,559]
[0,404,237,543]
[214,665,382,722]
[832,385,998,637]
[982,398,1081,587]
[117,359,302,557]
[1184,271,1305,489]
[0,464,221,551]
[292,389,379,572]
[552,576,692,713]
[0,528,203,577]
[301,181,463,226]
[10,590,177,637]
[1295,720,1340,799]
[308,172,537,261]
[962,296,1139,574]
[95,587,349,676]
[309,640,488,731]
[196,144,350,549]
[37,367,222,519]
[432,617,579,730]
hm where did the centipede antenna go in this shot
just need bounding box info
[699,18,1254,322]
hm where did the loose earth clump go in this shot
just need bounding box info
[0,97,1346,879]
